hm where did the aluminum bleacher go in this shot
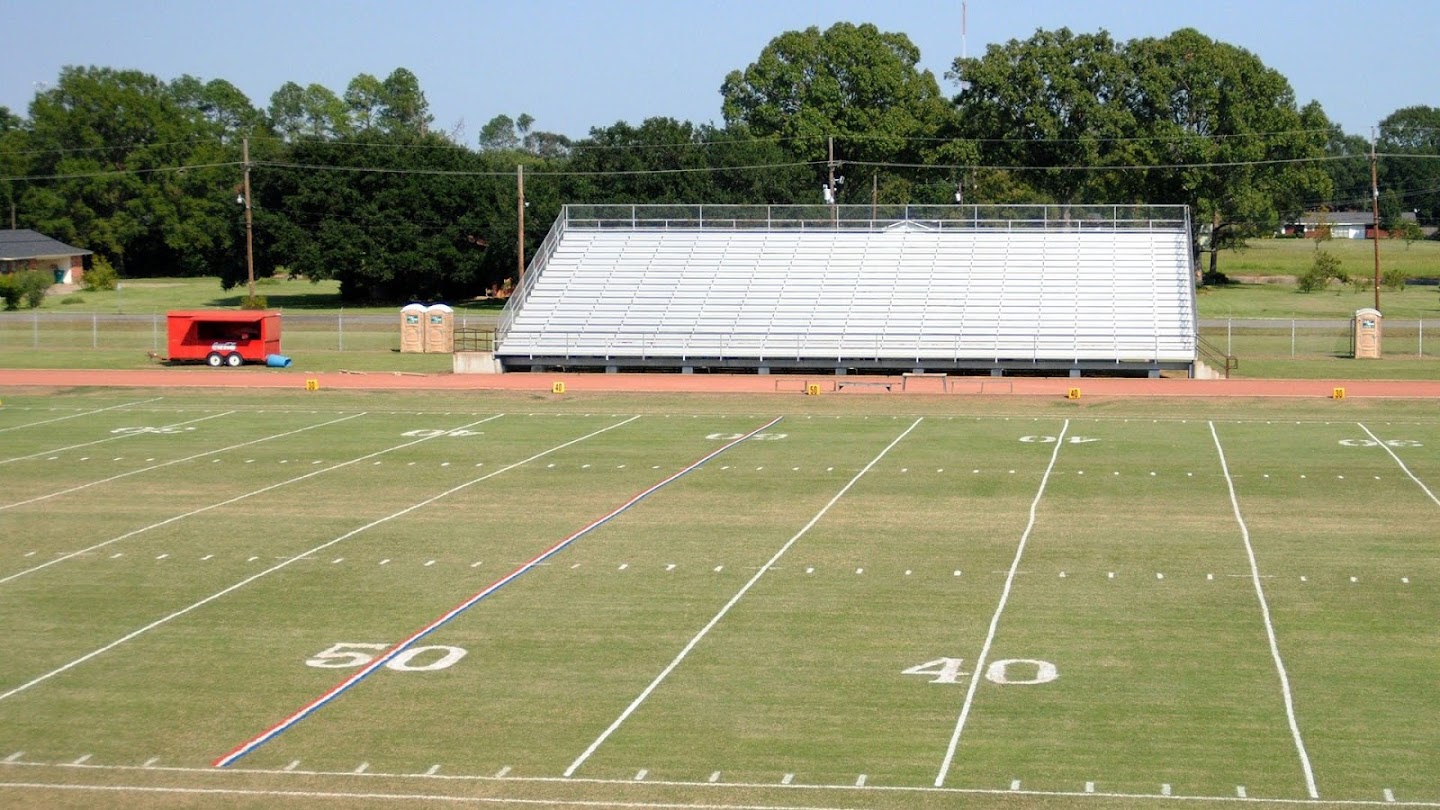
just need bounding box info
[495,204,1197,376]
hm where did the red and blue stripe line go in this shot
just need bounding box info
[213,415,782,768]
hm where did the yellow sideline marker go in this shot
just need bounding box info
[304,379,319,391]
[1067,388,1082,400]
[805,383,821,396]
[552,381,566,394]
[1332,387,1346,400]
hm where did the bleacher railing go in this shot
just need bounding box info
[563,204,1189,232]
[497,206,569,342]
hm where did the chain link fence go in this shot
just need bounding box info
[1198,318,1436,359]
[1,312,1431,361]
[0,312,499,354]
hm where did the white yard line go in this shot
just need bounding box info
[1209,421,1319,800]
[0,413,366,512]
[0,413,504,586]
[564,417,924,778]
[0,398,163,434]
[0,415,638,703]
[1359,424,1440,508]
[0,410,234,465]
[933,419,1068,787]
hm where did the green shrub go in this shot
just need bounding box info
[83,256,119,291]
[0,269,53,309]
[1298,250,1346,293]
[1382,267,1407,291]
[61,294,86,305]
[240,294,268,310]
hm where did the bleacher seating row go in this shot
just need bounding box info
[496,226,1196,369]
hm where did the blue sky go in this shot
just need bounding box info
[2,0,1430,141]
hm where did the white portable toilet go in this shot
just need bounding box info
[1354,308,1382,359]
[400,303,426,353]
[424,304,455,353]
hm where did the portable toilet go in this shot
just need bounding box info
[1354,308,1382,359]
[400,303,426,353]
[424,304,454,353]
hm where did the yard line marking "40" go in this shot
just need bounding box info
[903,657,1059,685]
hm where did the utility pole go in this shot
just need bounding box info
[1370,127,1382,312]
[242,136,255,302]
[517,164,526,289]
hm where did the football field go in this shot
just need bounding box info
[1,388,1437,809]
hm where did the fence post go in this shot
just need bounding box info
[92,312,98,349]
[153,313,159,351]
[1291,319,1296,357]
[33,312,38,349]
[1420,319,1425,358]
[1227,318,1232,356]
[338,309,344,351]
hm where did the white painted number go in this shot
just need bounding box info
[305,642,468,672]
[1019,436,1098,444]
[902,657,970,683]
[110,426,196,435]
[904,657,1058,685]
[401,429,484,438]
[1339,438,1422,448]
[706,432,787,441]
[307,642,386,668]
[985,659,1059,685]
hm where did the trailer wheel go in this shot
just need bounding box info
[224,353,244,367]
[205,352,224,367]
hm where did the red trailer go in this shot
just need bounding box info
[166,310,282,367]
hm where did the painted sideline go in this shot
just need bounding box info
[213,415,783,768]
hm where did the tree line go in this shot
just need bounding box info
[1,24,1436,303]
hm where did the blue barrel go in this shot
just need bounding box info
[265,354,292,368]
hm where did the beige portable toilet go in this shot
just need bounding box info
[424,304,455,353]
[1354,308,1382,359]
[400,303,426,353]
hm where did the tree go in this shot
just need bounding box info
[950,28,1135,204]
[251,130,497,301]
[268,81,348,140]
[377,68,432,135]
[949,27,1332,275]
[1377,105,1440,227]
[721,22,959,202]
[17,66,252,276]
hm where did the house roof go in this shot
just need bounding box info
[1296,211,1373,227]
[0,229,94,261]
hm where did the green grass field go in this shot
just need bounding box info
[0,388,1437,809]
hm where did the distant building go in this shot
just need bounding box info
[0,229,93,285]
[1282,210,1417,240]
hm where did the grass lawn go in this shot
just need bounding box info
[1216,237,1440,280]
[0,390,1437,810]
[43,276,507,317]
